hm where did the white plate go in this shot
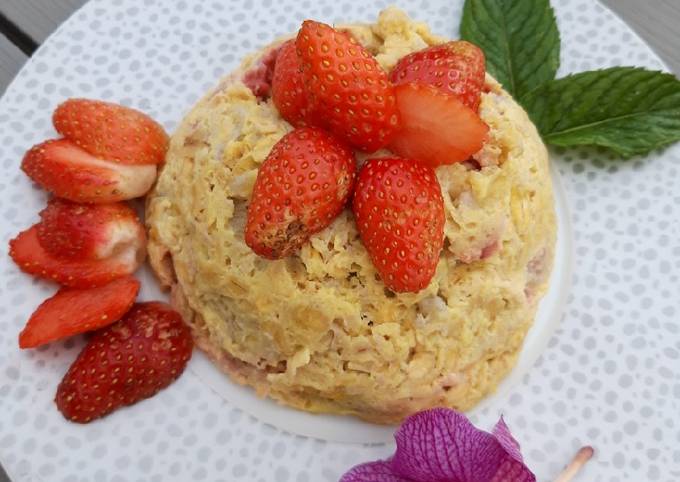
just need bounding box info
[0,0,678,480]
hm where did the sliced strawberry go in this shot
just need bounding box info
[352,158,445,293]
[21,139,157,203]
[390,41,486,111]
[296,20,400,152]
[53,98,168,165]
[19,276,140,349]
[389,83,488,167]
[245,127,356,259]
[271,39,316,126]
[56,302,193,423]
[9,225,145,288]
[37,199,145,261]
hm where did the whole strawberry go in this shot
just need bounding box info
[55,302,193,423]
[390,41,486,111]
[271,39,316,126]
[296,20,400,152]
[352,158,445,293]
[245,127,356,259]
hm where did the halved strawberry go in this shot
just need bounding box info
[271,39,316,127]
[353,158,445,293]
[56,302,193,423]
[389,82,488,167]
[296,20,400,152]
[21,139,157,203]
[53,98,168,165]
[245,127,356,259]
[390,41,486,111]
[19,276,140,349]
[37,199,145,261]
[9,225,145,288]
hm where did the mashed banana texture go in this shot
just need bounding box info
[146,7,556,424]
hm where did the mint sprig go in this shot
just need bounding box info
[521,67,680,157]
[461,0,680,158]
[460,0,560,100]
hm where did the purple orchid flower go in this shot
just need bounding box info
[341,408,535,482]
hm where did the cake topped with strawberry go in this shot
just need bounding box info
[146,7,556,423]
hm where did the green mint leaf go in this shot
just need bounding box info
[521,67,680,157]
[460,0,560,99]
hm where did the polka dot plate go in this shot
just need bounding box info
[0,1,678,481]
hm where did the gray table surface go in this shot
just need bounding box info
[0,0,679,481]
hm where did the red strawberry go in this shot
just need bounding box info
[390,41,486,111]
[389,83,488,167]
[271,39,316,127]
[55,302,193,423]
[37,199,145,261]
[352,157,445,293]
[21,139,157,203]
[53,98,168,165]
[245,127,356,259]
[296,20,400,152]
[19,276,140,349]
[9,225,145,288]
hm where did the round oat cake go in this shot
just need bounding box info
[146,7,556,424]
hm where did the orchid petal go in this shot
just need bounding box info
[340,460,413,482]
[490,416,536,482]
[493,416,523,462]
[340,409,536,482]
[391,408,504,481]
[490,457,536,482]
